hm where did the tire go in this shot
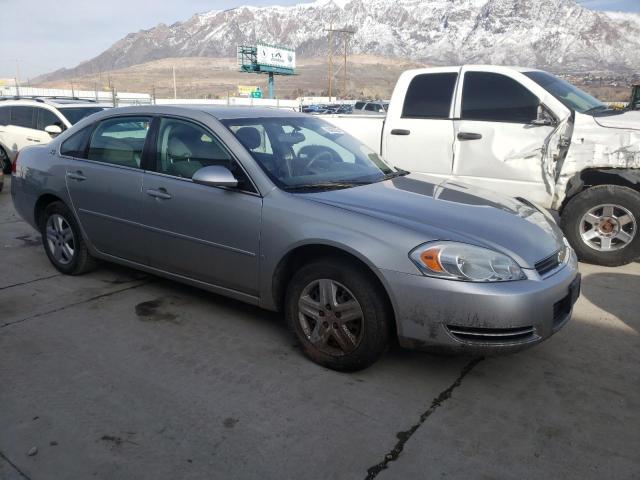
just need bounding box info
[40,201,97,275]
[0,147,10,174]
[285,257,392,371]
[561,185,640,266]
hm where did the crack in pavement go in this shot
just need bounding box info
[0,273,62,292]
[0,450,32,480]
[0,280,152,329]
[364,357,484,479]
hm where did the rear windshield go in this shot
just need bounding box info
[58,107,107,125]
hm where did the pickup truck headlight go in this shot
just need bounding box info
[409,241,526,282]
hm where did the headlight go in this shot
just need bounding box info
[409,241,526,282]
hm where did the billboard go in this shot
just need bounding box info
[256,43,296,71]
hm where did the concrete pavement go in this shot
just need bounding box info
[0,177,638,480]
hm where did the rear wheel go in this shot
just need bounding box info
[40,201,97,275]
[0,147,10,174]
[285,258,391,371]
[561,185,640,266]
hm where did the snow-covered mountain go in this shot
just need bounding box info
[37,0,640,82]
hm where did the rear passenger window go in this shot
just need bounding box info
[461,72,539,123]
[0,106,9,125]
[10,106,36,129]
[88,117,151,168]
[402,73,458,119]
[61,126,92,158]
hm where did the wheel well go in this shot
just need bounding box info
[271,244,395,321]
[560,168,640,214]
[34,194,64,227]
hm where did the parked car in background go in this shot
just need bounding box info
[12,105,579,370]
[0,97,109,173]
[353,100,388,114]
[326,65,640,266]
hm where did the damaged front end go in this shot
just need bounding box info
[552,111,640,209]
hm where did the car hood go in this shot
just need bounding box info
[301,175,565,269]
[593,110,640,131]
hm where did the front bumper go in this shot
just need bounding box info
[380,260,580,355]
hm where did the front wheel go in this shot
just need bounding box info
[561,185,640,266]
[285,258,392,371]
[40,201,97,275]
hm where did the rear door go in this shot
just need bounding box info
[382,69,458,176]
[141,116,262,296]
[3,106,50,152]
[452,68,557,206]
[64,116,152,264]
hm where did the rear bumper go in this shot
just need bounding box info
[380,259,580,355]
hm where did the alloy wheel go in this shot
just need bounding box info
[580,204,636,252]
[297,278,364,356]
[46,214,76,265]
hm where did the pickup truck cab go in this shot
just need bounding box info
[325,65,640,266]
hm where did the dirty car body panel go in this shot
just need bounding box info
[12,105,580,356]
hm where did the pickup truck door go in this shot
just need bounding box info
[452,69,559,207]
[382,69,459,177]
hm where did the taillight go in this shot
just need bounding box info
[11,152,18,174]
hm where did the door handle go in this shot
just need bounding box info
[457,132,483,141]
[66,171,86,181]
[390,129,411,136]
[145,188,172,200]
[26,137,41,142]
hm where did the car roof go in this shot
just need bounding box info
[0,97,108,108]
[102,105,305,120]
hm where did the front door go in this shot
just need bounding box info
[64,116,152,264]
[383,70,458,177]
[452,69,557,206]
[141,117,261,295]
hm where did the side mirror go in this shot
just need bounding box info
[192,165,238,188]
[45,125,62,136]
[530,105,556,127]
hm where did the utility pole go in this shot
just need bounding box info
[324,26,355,100]
[15,59,21,96]
[172,66,177,99]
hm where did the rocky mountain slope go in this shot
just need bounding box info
[35,0,640,83]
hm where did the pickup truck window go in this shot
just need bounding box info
[402,72,458,119]
[461,72,538,124]
[523,70,606,114]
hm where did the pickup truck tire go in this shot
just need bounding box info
[0,147,10,174]
[561,185,640,266]
[40,201,97,275]
[285,258,391,371]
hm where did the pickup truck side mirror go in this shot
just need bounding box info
[45,125,63,136]
[530,105,556,127]
[192,165,238,188]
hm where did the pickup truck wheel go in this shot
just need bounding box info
[0,147,10,174]
[40,201,97,275]
[285,258,391,371]
[561,185,640,266]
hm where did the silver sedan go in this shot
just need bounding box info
[11,106,580,370]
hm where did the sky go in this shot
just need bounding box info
[1,0,639,79]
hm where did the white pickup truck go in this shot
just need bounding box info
[325,65,640,266]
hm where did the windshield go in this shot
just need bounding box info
[524,71,607,114]
[58,107,107,125]
[221,116,397,190]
